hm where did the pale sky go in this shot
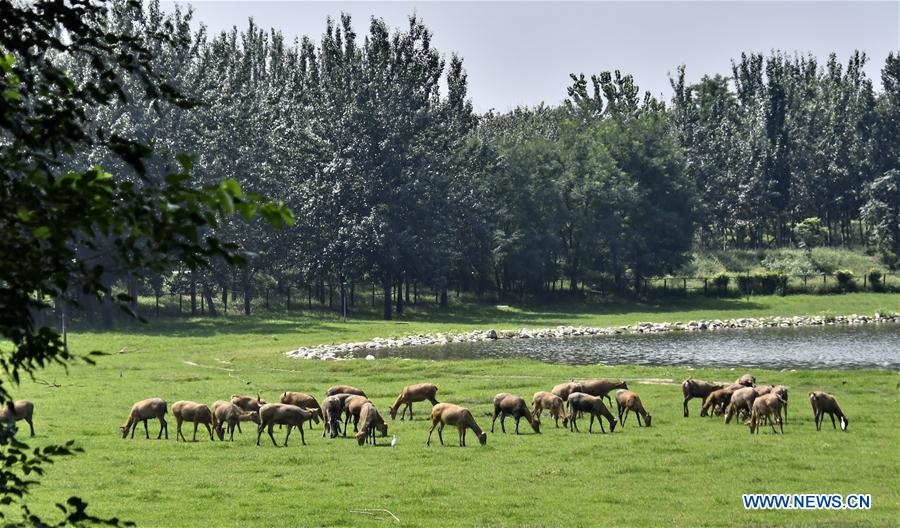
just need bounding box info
[161,1,900,112]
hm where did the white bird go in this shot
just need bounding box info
[391,434,398,447]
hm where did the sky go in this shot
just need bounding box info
[160,1,900,113]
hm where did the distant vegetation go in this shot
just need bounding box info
[44,1,898,323]
[682,248,882,277]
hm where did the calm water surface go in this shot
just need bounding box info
[353,324,900,369]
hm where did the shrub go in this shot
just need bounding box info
[736,274,752,295]
[711,272,730,294]
[794,217,825,249]
[761,251,816,276]
[866,268,883,291]
[751,272,788,295]
[834,269,856,292]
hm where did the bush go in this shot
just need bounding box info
[736,274,752,295]
[711,272,730,294]
[794,217,825,249]
[866,268,883,291]
[751,272,789,295]
[834,269,856,292]
[761,251,816,276]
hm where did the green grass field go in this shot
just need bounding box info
[6,292,900,527]
[116,292,899,352]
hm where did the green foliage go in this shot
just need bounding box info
[867,268,884,291]
[834,269,856,292]
[793,217,826,249]
[736,274,753,295]
[760,251,817,276]
[671,52,891,250]
[733,272,788,296]
[861,169,900,265]
[686,248,880,277]
[753,272,789,295]
[0,0,290,524]
[711,272,730,293]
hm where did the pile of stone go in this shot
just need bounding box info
[284,312,898,361]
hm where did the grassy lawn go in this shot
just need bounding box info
[6,292,900,526]
[108,292,900,353]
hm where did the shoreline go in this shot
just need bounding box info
[285,311,899,361]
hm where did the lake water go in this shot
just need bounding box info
[353,324,900,369]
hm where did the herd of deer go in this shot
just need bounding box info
[682,374,849,433]
[0,376,848,446]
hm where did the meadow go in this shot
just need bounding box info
[7,292,900,527]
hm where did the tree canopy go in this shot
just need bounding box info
[0,0,290,523]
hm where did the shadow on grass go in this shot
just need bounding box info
[65,295,772,338]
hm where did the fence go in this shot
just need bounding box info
[634,271,898,297]
[48,270,898,325]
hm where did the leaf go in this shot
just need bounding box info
[221,178,243,199]
[235,201,257,220]
[32,227,50,240]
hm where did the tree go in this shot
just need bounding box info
[0,0,291,523]
[861,170,900,266]
[794,217,826,250]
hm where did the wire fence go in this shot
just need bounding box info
[90,270,900,321]
[634,271,898,297]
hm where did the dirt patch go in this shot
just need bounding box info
[631,378,678,385]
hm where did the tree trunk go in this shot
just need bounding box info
[100,289,114,329]
[440,286,448,309]
[203,283,218,317]
[242,268,252,316]
[221,282,228,315]
[127,275,138,314]
[190,272,198,316]
[382,276,392,320]
[395,279,403,315]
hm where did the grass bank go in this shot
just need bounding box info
[683,247,887,276]
[5,292,899,526]
[86,292,900,353]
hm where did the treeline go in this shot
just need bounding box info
[671,53,899,252]
[64,2,899,321]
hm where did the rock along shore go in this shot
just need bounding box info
[285,312,899,361]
